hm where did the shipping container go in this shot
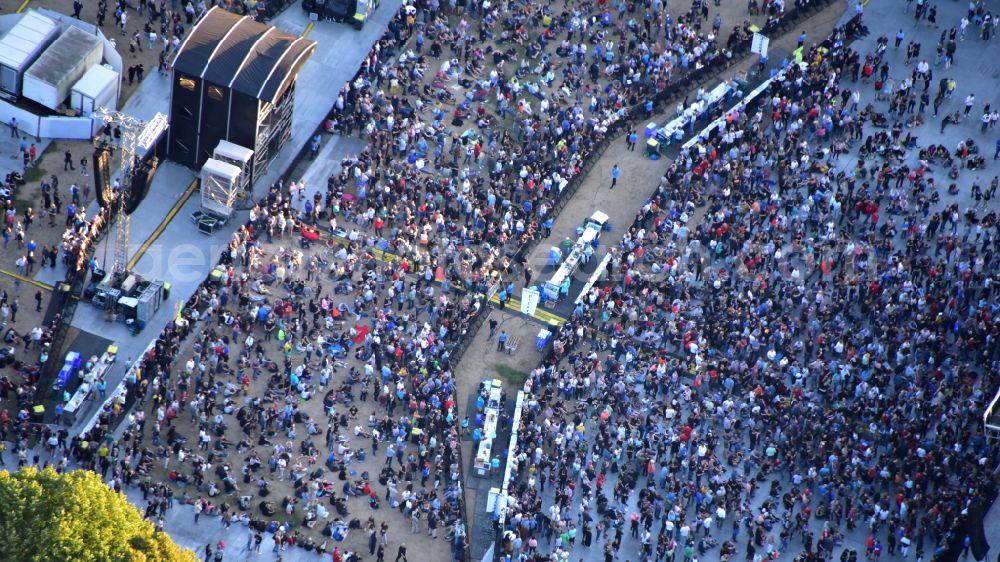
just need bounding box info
[23,26,102,110]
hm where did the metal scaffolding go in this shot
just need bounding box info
[93,107,144,280]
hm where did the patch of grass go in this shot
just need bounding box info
[493,363,529,387]
[23,165,47,184]
[13,198,32,214]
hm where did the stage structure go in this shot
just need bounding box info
[93,108,166,280]
[94,108,142,279]
[168,6,316,185]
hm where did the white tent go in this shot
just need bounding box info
[200,158,242,218]
[0,11,59,97]
[23,26,102,110]
[70,64,119,116]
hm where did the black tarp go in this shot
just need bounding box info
[172,6,315,103]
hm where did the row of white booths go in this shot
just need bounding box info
[473,378,503,477]
[0,11,120,118]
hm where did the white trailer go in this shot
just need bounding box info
[23,26,102,110]
[70,64,119,116]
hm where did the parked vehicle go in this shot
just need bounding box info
[302,0,379,28]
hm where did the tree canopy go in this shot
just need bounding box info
[0,467,196,562]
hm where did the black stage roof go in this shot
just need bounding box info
[172,6,316,103]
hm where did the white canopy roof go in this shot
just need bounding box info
[213,139,254,164]
[202,158,242,182]
[0,11,59,73]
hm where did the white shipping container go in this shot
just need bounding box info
[70,64,119,116]
[23,26,102,110]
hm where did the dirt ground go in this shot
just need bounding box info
[328,0,815,409]
[443,0,849,424]
[446,1,850,522]
[0,0,850,551]
[455,307,546,402]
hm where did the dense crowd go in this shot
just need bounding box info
[2,0,998,561]
[309,0,791,290]
[103,177,480,558]
[494,8,1000,562]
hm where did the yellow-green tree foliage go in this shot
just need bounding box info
[0,467,197,562]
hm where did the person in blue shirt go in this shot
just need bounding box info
[611,164,619,189]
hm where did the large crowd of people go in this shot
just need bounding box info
[494,6,1000,562]
[25,0,778,555]
[1,0,998,561]
[309,0,791,288]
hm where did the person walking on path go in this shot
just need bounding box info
[611,164,619,189]
[497,330,507,351]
